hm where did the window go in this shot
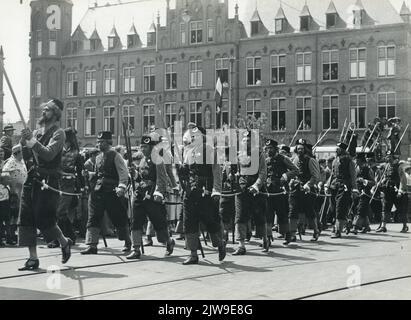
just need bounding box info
[322,95,339,130]
[300,16,309,31]
[190,61,202,88]
[322,50,339,81]
[127,35,135,48]
[271,55,286,84]
[246,99,262,120]
[123,105,135,136]
[350,48,366,79]
[326,14,336,28]
[251,21,259,36]
[143,65,155,92]
[353,9,363,27]
[207,20,214,42]
[190,21,203,44]
[189,101,202,126]
[296,96,312,131]
[143,105,156,133]
[37,30,42,56]
[271,98,286,131]
[147,32,156,47]
[35,71,41,97]
[104,69,116,94]
[85,70,96,96]
[90,39,99,51]
[216,58,229,84]
[296,52,312,82]
[216,99,229,129]
[165,63,177,90]
[378,92,396,120]
[66,108,78,131]
[103,106,116,134]
[108,37,115,49]
[85,107,96,136]
[67,72,78,97]
[350,94,367,129]
[72,40,80,54]
[180,23,186,45]
[49,30,57,56]
[247,57,262,86]
[378,46,395,77]
[123,67,135,93]
[164,103,177,128]
[275,19,283,33]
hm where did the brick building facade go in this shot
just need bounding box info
[28,0,411,156]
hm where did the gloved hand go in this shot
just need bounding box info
[116,186,126,198]
[248,186,259,196]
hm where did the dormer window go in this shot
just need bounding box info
[108,37,115,49]
[90,39,98,51]
[147,32,156,47]
[353,9,363,27]
[326,13,336,28]
[72,40,80,54]
[300,16,309,31]
[275,19,283,33]
[127,35,134,48]
[251,21,259,36]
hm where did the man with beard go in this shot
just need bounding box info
[17,100,73,271]
[81,131,132,255]
[376,151,408,233]
[326,142,359,238]
[1,125,15,160]
[48,128,84,248]
[264,139,298,245]
[126,134,175,259]
[232,130,268,255]
[177,125,226,265]
[288,139,321,243]
[351,152,375,234]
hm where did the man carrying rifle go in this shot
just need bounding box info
[126,134,176,259]
[81,131,132,255]
[326,142,359,239]
[376,151,408,233]
[288,139,321,243]
[351,152,375,234]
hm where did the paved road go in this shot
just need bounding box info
[0,224,410,300]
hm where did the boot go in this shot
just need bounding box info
[232,246,246,256]
[47,240,60,248]
[126,248,141,260]
[143,235,153,247]
[18,258,40,271]
[331,231,341,239]
[61,239,73,264]
[400,225,409,233]
[80,246,98,255]
[262,237,269,253]
[122,240,132,253]
[165,238,175,256]
[218,240,227,261]
[176,234,185,240]
[376,226,387,233]
[183,255,199,265]
[310,231,320,242]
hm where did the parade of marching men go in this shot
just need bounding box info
[0,0,411,301]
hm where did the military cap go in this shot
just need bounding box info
[295,138,307,146]
[141,135,157,146]
[337,142,348,150]
[280,145,291,153]
[2,125,15,132]
[265,139,278,148]
[97,131,113,140]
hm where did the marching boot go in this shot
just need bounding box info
[262,237,269,253]
[310,231,320,242]
[143,235,153,247]
[361,226,371,233]
[218,240,227,261]
[183,255,199,265]
[376,226,387,233]
[400,225,409,233]
[18,258,40,271]
[331,231,341,238]
[126,248,141,260]
[61,238,73,264]
[122,240,132,253]
[165,238,176,256]
[232,246,246,255]
[176,234,185,240]
[80,246,98,255]
[47,240,60,248]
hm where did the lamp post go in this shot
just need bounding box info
[228,56,235,129]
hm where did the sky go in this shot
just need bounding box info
[0,0,408,124]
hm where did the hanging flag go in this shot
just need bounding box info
[214,77,223,108]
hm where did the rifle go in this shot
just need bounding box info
[122,120,136,193]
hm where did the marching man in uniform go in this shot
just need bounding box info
[327,142,359,238]
[126,134,176,259]
[17,99,73,271]
[81,131,132,255]
[177,125,226,265]
[288,139,321,243]
[264,139,298,245]
[233,130,268,255]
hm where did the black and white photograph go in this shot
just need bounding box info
[0,0,410,304]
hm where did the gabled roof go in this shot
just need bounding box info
[108,25,119,38]
[90,28,101,40]
[250,8,263,22]
[148,21,156,33]
[127,23,138,35]
[300,4,311,17]
[400,1,411,15]
[0,46,3,57]
[275,6,286,19]
[354,0,365,10]
[326,1,338,14]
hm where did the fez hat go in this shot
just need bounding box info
[3,124,15,132]
[337,142,348,150]
[97,131,113,141]
[265,139,278,148]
